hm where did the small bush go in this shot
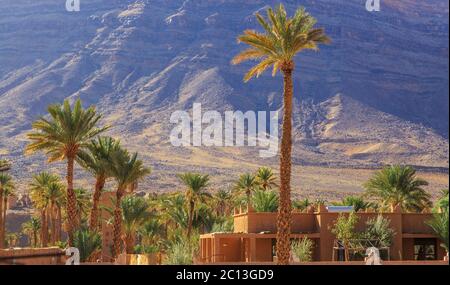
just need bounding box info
[291,238,314,262]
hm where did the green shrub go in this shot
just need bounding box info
[291,238,314,262]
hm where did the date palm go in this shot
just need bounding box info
[234,173,259,210]
[77,136,121,231]
[232,4,330,264]
[25,99,108,245]
[256,167,278,191]
[364,165,432,212]
[44,182,64,244]
[21,217,41,247]
[108,148,151,257]
[178,173,210,239]
[121,196,150,253]
[213,189,233,216]
[29,172,59,247]
[0,173,14,248]
[0,159,11,172]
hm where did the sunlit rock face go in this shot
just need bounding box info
[0,0,448,191]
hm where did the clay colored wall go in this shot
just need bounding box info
[235,212,316,234]
[0,247,65,265]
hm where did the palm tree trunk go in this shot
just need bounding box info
[89,176,105,231]
[246,190,251,211]
[1,196,6,248]
[41,209,48,247]
[33,230,38,248]
[56,205,62,242]
[276,63,294,265]
[50,201,57,244]
[125,233,135,254]
[0,189,4,248]
[187,200,195,239]
[113,188,125,258]
[66,156,78,246]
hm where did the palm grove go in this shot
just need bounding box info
[0,5,448,263]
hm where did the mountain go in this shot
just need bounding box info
[0,0,448,195]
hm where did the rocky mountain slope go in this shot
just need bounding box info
[0,0,448,193]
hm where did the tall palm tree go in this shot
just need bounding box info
[45,182,64,244]
[364,165,432,212]
[213,189,233,217]
[25,99,108,245]
[232,4,330,264]
[0,173,14,248]
[256,167,278,191]
[21,217,41,247]
[74,188,92,225]
[29,172,60,247]
[108,148,151,257]
[77,136,121,231]
[234,173,258,209]
[178,173,210,239]
[121,196,150,253]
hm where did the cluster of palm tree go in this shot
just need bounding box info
[0,159,15,249]
[24,98,150,259]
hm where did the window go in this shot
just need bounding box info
[414,239,437,260]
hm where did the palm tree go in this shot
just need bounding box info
[333,196,375,212]
[121,196,150,253]
[108,148,151,257]
[364,165,432,212]
[213,189,233,217]
[232,4,330,264]
[77,136,121,231]
[45,182,64,244]
[234,173,258,209]
[74,188,92,225]
[178,173,210,239]
[0,173,14,248]
[292,198,312,212]
[427,209,449,256]
[252,189,279,212]
[256,167,278,191]
[21,217,41,247]
[0,159,11,172]
[25,99,108,245]
[73,227,102,262]
[29,172,60,247]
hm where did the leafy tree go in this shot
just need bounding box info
[364,165,432,212]
[363,215,395,248]
[25,99,108,245]
[232,4,329,264]
[331,212,358,261]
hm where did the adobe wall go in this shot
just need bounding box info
[0,247,65,265]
